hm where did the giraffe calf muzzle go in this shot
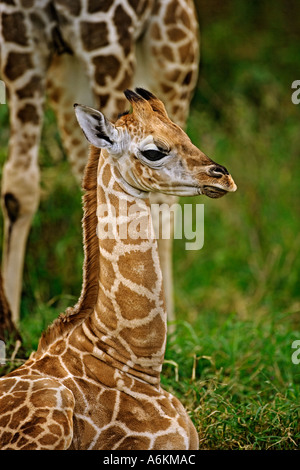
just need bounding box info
[202,165,237,198]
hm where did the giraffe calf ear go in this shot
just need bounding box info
[74,104,120,152]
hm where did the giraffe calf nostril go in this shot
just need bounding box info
[209,165,229,178]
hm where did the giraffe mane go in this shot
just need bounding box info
[36,145,100,354]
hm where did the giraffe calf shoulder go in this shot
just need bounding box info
[0,373,75,450]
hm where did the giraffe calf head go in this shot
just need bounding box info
[74,89,237,198]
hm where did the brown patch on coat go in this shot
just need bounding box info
[117,394,171,433]
[87,0,111,14]
[4,52,33,81]
[17,104,39,125]
[118,248,159,291]
[11,406,30,426]
[31,389,57,409]
[98,94,110,108]
[80,21,109,51]
[21,0,34,7]
[96,424,127,449]
[2,12,28,46]
[114,434,151,449]
[178,43,193,62]
[167,27,186,42]
[93,55,120,86]
[115,282,156,320]
[99,255,116,290]
[153,432,186,449]
[101,160,113,186]
[62,349,84,376]
[164,0,178,25]
[161,45,174,61]
[150,22,161,41]
[31,355,68,378]
[113,5,132,55]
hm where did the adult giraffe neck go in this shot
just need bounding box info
[84,149,167,385]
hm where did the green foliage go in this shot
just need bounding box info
[0,1,299,449]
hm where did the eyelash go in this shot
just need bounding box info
[141,149,168,161]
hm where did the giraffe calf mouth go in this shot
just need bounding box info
[202,185,228,198]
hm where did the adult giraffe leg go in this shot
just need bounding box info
[47,54,93,183]
[1,86,44,325]
[0,10,51,324]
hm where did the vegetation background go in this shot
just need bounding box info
[0,0,299,449]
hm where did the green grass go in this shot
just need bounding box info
[163,312,299,449]
[1,1,300,449]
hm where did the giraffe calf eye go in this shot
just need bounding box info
[141,149,167,161]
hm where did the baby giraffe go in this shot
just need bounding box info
[0,89,236,450]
